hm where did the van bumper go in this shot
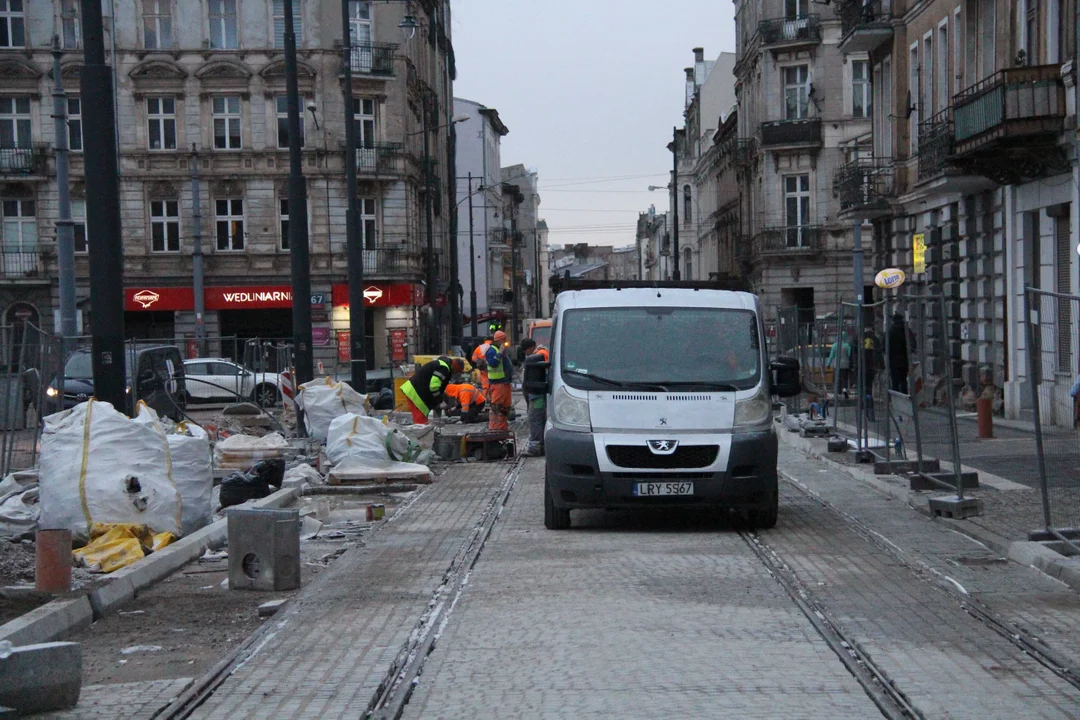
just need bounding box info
[544,428,777,510]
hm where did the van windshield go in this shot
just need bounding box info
[531,325,551,348]
[560,307,761,391]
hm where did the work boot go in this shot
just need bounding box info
[521,444,542,457]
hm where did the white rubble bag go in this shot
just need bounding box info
[296,377,370,441]
[213,432,289,469]
[167,422,213,535]
[326,414,391,466]
[39,401,183,540]
[0,480,39,539]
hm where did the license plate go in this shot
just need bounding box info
[633,482,694,497]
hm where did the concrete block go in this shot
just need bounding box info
[928,495,983,518]
[258,599,288,618]
[873,459,940,475]
[0,641,82,713]
[228,508,301,592]
[0,596,93,646]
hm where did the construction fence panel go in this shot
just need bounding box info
[1025,288,1080,548]
[830,304,860,437]
[0,323,64,477]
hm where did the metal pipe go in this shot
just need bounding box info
[51,41,76,355]
[190,144,206,357]
[79,0,126,411]
[341,0,367,392]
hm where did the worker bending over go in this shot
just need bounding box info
[444,383,487,424]
[400,356,465,424]
[485,331,514,431]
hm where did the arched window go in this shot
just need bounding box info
[683,186,692,226]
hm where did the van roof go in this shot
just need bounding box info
[554,287,758,312]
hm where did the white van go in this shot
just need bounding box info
[525,286,800,530]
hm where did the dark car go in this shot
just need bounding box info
[46,345,187,421]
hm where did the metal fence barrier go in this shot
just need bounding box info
[1025,287,1080,552]
[0,323,63,477]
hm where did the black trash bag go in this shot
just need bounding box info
[373,387,395,411]
[218,458,286,509]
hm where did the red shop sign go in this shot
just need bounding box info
[331,283,425,308]
[205,286,294,310]
[390,328,408,362]
[337,331,351,362]
[125,287,196,312]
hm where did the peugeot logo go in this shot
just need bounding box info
[658,417,668,426]
[647,440,679,455]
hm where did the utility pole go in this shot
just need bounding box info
[423,93,437,354]
[341,0,366,392]
[671,126,681,281]
[283,0,313,394]
[190,145,206,357]
[467,173,478,337]
[508,185,522,342]
[51,40,75,354]
[533,229,541,317]
[79,0,126,411]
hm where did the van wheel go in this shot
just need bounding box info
[544,471,570,530]
[747,481,778,530]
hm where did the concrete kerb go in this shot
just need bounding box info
[0,486,302,648]
[777,427,1080,594]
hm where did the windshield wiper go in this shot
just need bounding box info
[566,371,669,392]
[653,381,742,391]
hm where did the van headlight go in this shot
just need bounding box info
[553,385,590,430]
[733,388,771,430]
[46,386,59,398]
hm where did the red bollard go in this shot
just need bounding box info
[976,397,994,439]
[35,529,72,594]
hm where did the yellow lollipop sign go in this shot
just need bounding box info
[874,267,906,290]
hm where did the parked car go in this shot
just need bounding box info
[182,358,283,406]
[45,345,187,421]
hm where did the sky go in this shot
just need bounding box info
[451,0,737,251]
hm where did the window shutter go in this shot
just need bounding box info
[273,0,302,47]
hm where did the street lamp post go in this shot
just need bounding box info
[670,127,681,281]
[341,0,366,392]
[467,173,478,337]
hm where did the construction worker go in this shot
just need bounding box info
[485,330,514,431]
[472,335,494,394]
[444,383,487,424]
[400,356,465,424]
[519,339,549,456]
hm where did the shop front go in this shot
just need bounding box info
[330,283,425,370]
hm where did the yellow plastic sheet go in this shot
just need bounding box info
[73,523,158,573]
[151,531,176,552]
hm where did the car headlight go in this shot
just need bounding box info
[46,386,58,398]
[553,385,590,430]
[126,386,131,394]
[733,388,771,430]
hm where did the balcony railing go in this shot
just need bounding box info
[0,144,48,175]
[837,0,892,52]
[953,64,1065,147]
[760,119,822,148]
[489,288,512,307]
[488,228,510,248]
[758,15,822,46]
[363,247,423,278]
[356,143,405,174]
[346,43,397,76]
[918,108,954,181]
[754,226,824,256]
[0,248,45,279]
[834,158,895,215]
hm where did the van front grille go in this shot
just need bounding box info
[607,445,719,469]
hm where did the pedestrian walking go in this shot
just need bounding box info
[828,331,853,395]
[519,339,549,456]
[888,314,912,394]
[485,331,514,432]
[444,383,487,424]
[400,356,465,425]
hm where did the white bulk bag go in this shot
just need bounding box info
[326,413,391,466]
[167,422,213,535]
[39,401,183,540]
[296,377,370,441]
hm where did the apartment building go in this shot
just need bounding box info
[733,0,875,320]
[636,206,670,281]
[0,0,456,370]
[498,164,545,330]
[843,0,1077,420]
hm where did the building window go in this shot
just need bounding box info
[784,174,810,247]
[937,22,949,114]
[683,186,692,227]
[273,0,302,49]
[349,1,372,44]
[147,97,177,151]
[212,96,242,150]
[279,197,290,250]
[909,43,919,155]
[209,0,239,50]
[143,0,173,50]
[783,65,810,120]
[0,0,24,49]
[67,97,82,152]
[354,98,376,148]
[0,96,31,148]
[72,198,87,253]
[276,96,304,149]
[215,198,244,251]
[922,34,934,116]
[1,199,36,249]
[360,197,377,249]
[784,0,808,19]
[150,199,180,253]
[852,60,870,118]
[953,7,963,94]
[61,0,80,49]
[1025,0,1039,64]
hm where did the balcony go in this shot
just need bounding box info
[760,119,822,151]
[951,64,1068,182]
[363,247,424,279]
[758,15,822,49]
[489,288,512,308]
[917,109,953,181]
[488,228,510,249]
[837,0,892,53]
[0,144,48,176]
[345,43,397,77]
[834,158,895,218]
[753,226,824,258]
[734,138,758,168]
[356,143,405,176]
[0,248,47,281]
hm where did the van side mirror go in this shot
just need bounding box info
[523,360,550,397]
[770,356,801,398]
